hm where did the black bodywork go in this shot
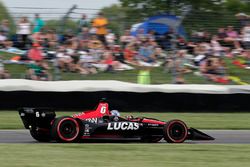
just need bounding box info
[19,108,214,143]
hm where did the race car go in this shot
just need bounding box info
[18,99,214,143]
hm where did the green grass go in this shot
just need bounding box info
[0,144,249,167]
[2,111,250,130]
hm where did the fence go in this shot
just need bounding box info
[0,6,250,85]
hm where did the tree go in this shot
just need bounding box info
[0,2,15,34]
[120,0,225,17]
[46,20,78,34]
[100,4,137,35]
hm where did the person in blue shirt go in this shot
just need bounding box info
[33,14,45,33]
[138,42,156,63]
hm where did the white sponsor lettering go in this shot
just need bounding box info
[107,122,139,130]
[85,118,98,124]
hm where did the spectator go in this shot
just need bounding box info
[235,13,249,28]
[0,56,10,79]
[136,28,147,43]
[28,43,43,61]
[101,51,121,72]
[88,35,104,50]
[175,50,192,74]
[200,57,228,83]
[26,60,51,81]
[0,30,7,48]
[78,27,91,50]
[31,32,45,46]
[217,28,227,43]
[92,12,108,45]
[105,29,116,46]
[45,29,58,49]
[16,17,31,49]
[112,45,124,63]
[55,45,74,72]
[155,47,167,59]
[210,35,228,57]
[242,22,250,57]
[147,30,156,41]
[78,51,98,75]
[120,29,135,48]
[224,26,241,49]
[0,19,10,38]
[138,41,156,64]
[124,44,138,65]
[78,14,89,33]
[33,14,45,33]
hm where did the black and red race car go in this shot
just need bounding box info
[19,99,214,143]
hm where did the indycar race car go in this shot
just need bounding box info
[18,99,214,143]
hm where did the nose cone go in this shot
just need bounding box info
[188,128,215,140]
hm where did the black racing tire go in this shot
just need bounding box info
[30,128,51,142]
[163,119,188,143]
[51,116,83,143]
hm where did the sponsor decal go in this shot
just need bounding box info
[148,124,159,127]
[85,124,90,132]
[107,122,139,130]
[85,118,98,124]
[24,108,34,113]
[84,124,90,135]
[73,112,85,117]
[113,116,119,122]
[41,112,46,118]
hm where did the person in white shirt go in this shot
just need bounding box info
[0,30,7,48]
[242,23,250,49]
[16,17,31,49]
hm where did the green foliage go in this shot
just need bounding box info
[100,4,137,35]
[0,1,15,34]
[45,19,78,34]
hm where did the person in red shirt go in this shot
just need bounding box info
[28,43,43,61]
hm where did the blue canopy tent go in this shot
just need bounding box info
[131,14,186,37]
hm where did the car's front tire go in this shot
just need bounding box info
[51,116,83,142]
[163,119,188,143]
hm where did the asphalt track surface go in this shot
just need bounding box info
[0,130,250,144]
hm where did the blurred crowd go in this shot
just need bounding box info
[0,12,250,84]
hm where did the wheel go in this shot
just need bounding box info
[30,128,51,142]
[163,120,188,143]
[51,116,83,142]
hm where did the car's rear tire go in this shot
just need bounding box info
[30,128,51,142]
[51,116,83,143]
[163,120,188,143]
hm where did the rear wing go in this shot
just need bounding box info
[18,108,56,129]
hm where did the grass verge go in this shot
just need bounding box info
[0,144,249,167]
[1,111,250,129]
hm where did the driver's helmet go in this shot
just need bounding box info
[110,110,120,117]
